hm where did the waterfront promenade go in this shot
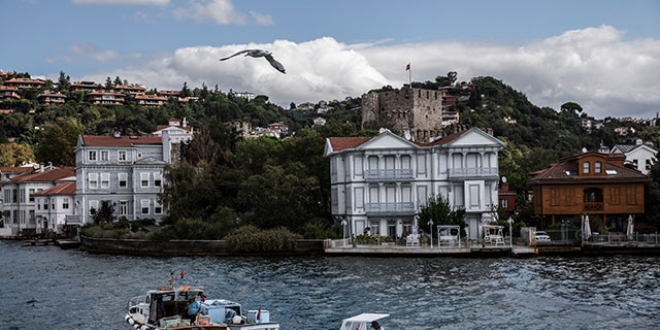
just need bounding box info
[323,233,660,257]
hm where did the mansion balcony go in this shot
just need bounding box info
[365,169,414,182]
[584,202,604,211]
[365,202,416,215]
[447,167,499,181]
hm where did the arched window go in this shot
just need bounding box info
[583,161,590,174]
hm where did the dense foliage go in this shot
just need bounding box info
[3,70,660,237]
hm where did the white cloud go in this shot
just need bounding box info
[172,0,246,25]
[75,26,660,119]
[249,11,273,26]
[72,0,170,5]
[69,43,119,63]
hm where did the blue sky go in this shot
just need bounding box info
[2,0,659,119]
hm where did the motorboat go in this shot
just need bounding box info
[126,283,279,330]
[340,313,390,330]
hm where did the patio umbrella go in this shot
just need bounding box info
[626,215,634,240]
[582,215,592,240]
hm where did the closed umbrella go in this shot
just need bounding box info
[626,215,634,240]
[583,215,592,241]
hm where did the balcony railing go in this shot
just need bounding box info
[364,169,414,182]
[583,202,604,211]
[447,167,499,181]
[365,202,416,215]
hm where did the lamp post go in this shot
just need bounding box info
[507,217,514,247]
[428,219,434,249]
[341,219,347,239]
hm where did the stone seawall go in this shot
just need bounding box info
[80,236,326,257]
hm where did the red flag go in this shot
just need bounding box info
[257,308,261,320]
[180,269,184,279]
[200,293,206,302]
[405,63,410,71]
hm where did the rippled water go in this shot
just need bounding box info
[1,241,659,330]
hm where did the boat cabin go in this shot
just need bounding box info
[340,313,390,330]
[145,286,204,324]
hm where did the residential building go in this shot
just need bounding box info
[2,77,45,90]
[1,166,75,235]
[157,90,181,98]
[135,93,168,107]
[71,81,102,92]
[610,140,657,174]
[85,89,125,105]
[37,91,66,104]
[0,86,21,101]
[114,83,146,95]
[73,134,174,225]
[152,118,194,145]
[325,128,506,241]
[528,152,651,232]
[33,181,76,234]
[498,180,516,212]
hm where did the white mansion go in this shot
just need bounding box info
[324,128,506,241]
[0,119,193,235]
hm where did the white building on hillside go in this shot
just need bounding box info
[324,128,505,241]
[610,140,657,174]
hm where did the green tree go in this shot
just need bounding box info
[560,101,583,114]
[418,194,466,236]
[92,202,116,224]
[34,119,83,166]
[0,143,35,166]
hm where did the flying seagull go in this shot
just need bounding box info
[219,49,286,74]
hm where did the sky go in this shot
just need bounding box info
[1,0,659,119]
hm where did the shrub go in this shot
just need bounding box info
[225,225,301,252]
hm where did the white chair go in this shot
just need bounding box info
[406,234,420,247]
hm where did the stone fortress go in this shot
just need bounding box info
[361,86,458,142]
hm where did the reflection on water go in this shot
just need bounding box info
[1,241,659,329]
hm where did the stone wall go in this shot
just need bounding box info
[361,87,445,142]
[80,235,326,257]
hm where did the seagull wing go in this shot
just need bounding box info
[220,49,253,61]
[264,53,286,74]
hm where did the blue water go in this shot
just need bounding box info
[1,241,659,329]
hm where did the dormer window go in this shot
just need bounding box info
[595,161,602,174]
[583,161,590,174]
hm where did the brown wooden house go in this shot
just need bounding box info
[528,152,651,232]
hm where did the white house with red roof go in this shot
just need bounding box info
[1,166,75,235]
[73,133,174,225]
[324,128,505,241]
[33,181,76,234]
[152,118,194,144]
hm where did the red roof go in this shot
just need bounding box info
[10,167,75,183]
[327,137,371,152]
[81,135,162,147]
[32,181,76,195]
[0,166,35,174]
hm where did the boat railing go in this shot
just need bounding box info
[127,295,146,309]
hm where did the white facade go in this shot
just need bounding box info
[1,166,75,235]
[325,128,505,241]
[610,142,657,174]
[73,134,171,225]
[33,181,76,234]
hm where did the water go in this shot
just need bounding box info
[1,241,659,330]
